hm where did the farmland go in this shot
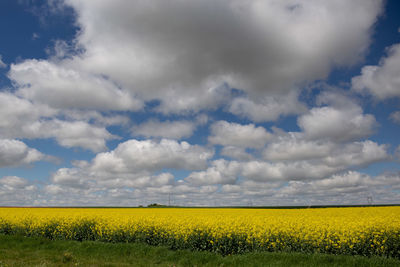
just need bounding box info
[0,206,399,259]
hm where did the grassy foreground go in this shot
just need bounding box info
[1,235,400,267]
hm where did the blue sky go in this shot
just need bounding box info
[0,0,400,206]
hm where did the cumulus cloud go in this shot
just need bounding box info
[264,135,335,161]
[0,92,116,152]
[321,141,388,168]
[0,176,29,188]
[244,140,388,182]
[0,92,56,138]
[54,0,382,114]
[0,176,38,206]
[42,139,215,204]
[185,159,241,186]
[0,139,45,167]
[132,119,196,140]
[17,119,115,152]
[298,92,377,142]
[9,59,143,111]
[5,170,399,207]
[39,120,116,152]
[209,121,271,148]
[62,110,130,127]
[186,138,389,185]
[278,171,400,204]
[228,91,307,122]
[91,139,214,174]
[220,146,254,161]
[264,133,388,165]
[389,111,400,124]
[352,43,400,99]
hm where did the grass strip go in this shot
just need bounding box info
[1,234,400,266]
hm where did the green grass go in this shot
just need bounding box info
[0,234,399,267]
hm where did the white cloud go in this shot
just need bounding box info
[18,119,116,152]
[91,139,214,174]
[312,171,369,191]
[9,59,143,111]
[40,120,116,152]
[352,43,400,99]
[0,176,29,189]
[0,176,38,206]
[58,0,382,114]
[321,140,388,168]
[185,159,241,186]
[264,134,388,165]
[0,92,56,139]
[0,92,115,152]
[298,92,377,142]
[209,121,271,148]
[243,140,388,182]
[51,168,89,189]
[63,110,130,127]
[241,160,337,182]
[264,134,335,161]
[132,119,196,140]
[153,83,232,115]
[220,146,254,161]
[0,139,45,167]
[0,55,6,68]
[389,111,400,124]
[9,169,400,207]
[228,91,307,122]
[279,171,400,204]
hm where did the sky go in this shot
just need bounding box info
[0,0,400,207]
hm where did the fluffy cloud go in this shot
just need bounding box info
[0,92,56,138]
[62,110,130,127]
[186,138,389,185]
[263,134,335,161]
[91,139,214,174]
[5,170,400,207]
[352,43,400,99]
[185,159,241,186]
[9,59,143,111]
[244,140,388,182]
[51,166,175,190]
[44,139,214,203]
[321,141,388,168]
[0,176,29,188]
[0,176,38,206]
[57,0,382,114]
[38,120,116,152]
[264,135,388,165]
[220,146,254,161]
[132,119,196,140]
[0,139,45,167]
[279,171,400,204]
[0,92,115,152]
[298,92,377,142]
[241,160,337,182]
[389,111,400,124]
[209,121,271,148]
[16,119,115,152]
[228,91,307,122]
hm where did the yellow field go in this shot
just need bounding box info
[0,207,399,257]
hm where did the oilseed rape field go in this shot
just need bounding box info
[0,207,399,258]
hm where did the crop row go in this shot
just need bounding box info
[0,207,399,257]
